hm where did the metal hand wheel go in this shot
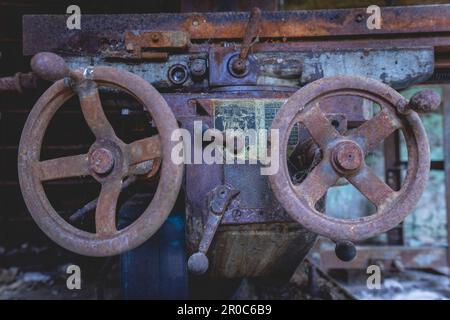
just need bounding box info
[18,53,183,256]
[269,75,439,242]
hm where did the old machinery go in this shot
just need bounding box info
[9,5,449,294]
[269,76,439,248]
[18,53,183,256]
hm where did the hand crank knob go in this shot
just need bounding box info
[31,52,71,81]
[335,240,357,262]
[188,252,209,275]
[397,89,441,114]
[409,89,441,113]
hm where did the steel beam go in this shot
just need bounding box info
[22,5,450,55]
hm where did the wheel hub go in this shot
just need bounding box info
[89,147,115,175]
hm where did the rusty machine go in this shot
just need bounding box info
[1,2,449,298]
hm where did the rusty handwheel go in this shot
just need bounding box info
[269,76,439,243]
[18,53,183,256]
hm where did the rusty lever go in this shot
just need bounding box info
[230,7,261,76]
[187,185,240,275]
[239,7,262,61]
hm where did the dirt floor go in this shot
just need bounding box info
[1,243,449,300]
[0,249,351,300]
[0,242,120,300]
[0,264,120,300]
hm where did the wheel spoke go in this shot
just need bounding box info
[95,178,122,236]
[294,160,340,206]
[128,135,161,165]
[35,154,89,181]
[77,81,116,139]
[347,164,395,208]
[298,103,340,150]
[348,108,402,154]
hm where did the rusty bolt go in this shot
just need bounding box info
[89,148,115,175]
[31,52,71,82]
[188,252,209,275]
[230,57,248,76]
[190,59,207,78]
[331,141,363,175]
[151,33,160,42]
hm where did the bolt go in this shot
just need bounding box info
[190,59,207,78]
[231,58,247,75]
[151,33,160,42]
[89,148,115,175]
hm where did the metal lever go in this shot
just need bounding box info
[229,7,262,76]
[187,185,240,275]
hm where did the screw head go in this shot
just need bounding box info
[231,58,247,75]
[228,56,250,78]
[190,59,207,78]
[151,33,160,42]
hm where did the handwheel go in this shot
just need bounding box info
[269,76,439,242]
[18,53,183,256]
